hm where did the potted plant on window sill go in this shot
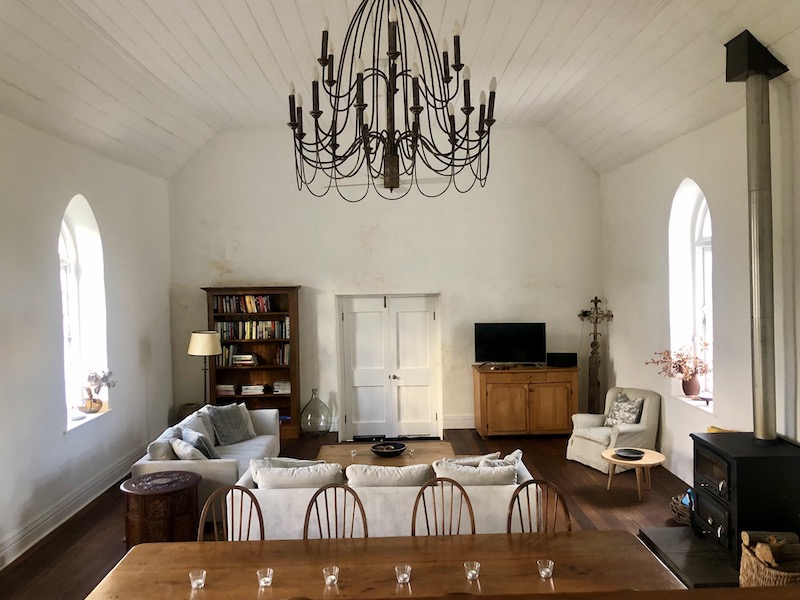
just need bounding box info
[645,344,710,397]
[79,369,116,414]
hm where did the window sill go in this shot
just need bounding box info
[65,407,112,432]
[674,394,713,414]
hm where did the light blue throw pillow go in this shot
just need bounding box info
[182,428,220,459]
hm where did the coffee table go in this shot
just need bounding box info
[317,440,454,467]
[602,447,666,502]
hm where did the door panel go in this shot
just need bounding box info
[341,295,440,439]
[486,383,529,435]
[530,384,571,432]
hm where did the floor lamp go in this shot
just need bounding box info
[188,330,222,405]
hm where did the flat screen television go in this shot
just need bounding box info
[474,322,546,365]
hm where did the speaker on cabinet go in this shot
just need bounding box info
[546,352,578,368]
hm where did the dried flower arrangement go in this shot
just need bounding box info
[646,343,710,381]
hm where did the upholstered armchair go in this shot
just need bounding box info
[566,387,661,474]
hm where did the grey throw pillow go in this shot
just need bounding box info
[206,403,253,446]
[182,428,220,459]
[170,438,207,460]
[604,393,645,427]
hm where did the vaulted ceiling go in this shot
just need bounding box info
[1,0,799,178]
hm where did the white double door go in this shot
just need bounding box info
[339,294,441,440]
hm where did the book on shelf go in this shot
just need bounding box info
[214,294,273,314]
[216,384,236,396]
[279,415,292,423]
[231,353,258,366]
[241,384,265,395]
[273,381,291,394]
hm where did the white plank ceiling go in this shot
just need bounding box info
[0,0,798,178]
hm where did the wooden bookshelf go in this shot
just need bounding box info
[203,286,300,439]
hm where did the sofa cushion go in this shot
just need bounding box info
[432,460,517,485]
[170,438,208,460]
[147,439,177,460]
[442,452,501,467]
[604,392,644,426]
[239,404,256,438]
[179,412,214,442]
[206,403,254,446]
[253,463,344,489]
[480,449,524,469]
[146,425,183,460]
[572,426,612,445]
[182,428,220,459]
[218,435,280,475]
[346,464,433,487]
[250,457,324,478]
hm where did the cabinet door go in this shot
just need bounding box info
[486,383,529,435]
[530,383,572,433]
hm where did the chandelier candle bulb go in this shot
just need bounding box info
[288,82,296,123]
[463,66,471,109]
[453,21,462,68]
[320,16,329,64]
[487,77,497,122]
[295,93,304,137]
[478,92,486,134]
[327,42,335,84]
[411,62,420,106]
[442,38,451,82]
[388,7,398,55]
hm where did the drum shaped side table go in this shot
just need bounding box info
[120,470,201,549]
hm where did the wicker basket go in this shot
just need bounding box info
[669,494,691,525]
[740,543,800,587]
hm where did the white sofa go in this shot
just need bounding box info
[566,387,661,474]
[233,456,533,539]
[131,407,280,510]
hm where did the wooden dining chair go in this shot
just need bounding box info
[411,477,476,536]
[197,485,265,541]
[506,479,572,533]
[303,484,369,539]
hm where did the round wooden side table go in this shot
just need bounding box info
[120,470,202,548]
[602,448,666,502]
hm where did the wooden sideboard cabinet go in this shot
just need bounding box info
[472,365,579,437]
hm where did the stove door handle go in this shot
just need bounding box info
[717,480,727,494]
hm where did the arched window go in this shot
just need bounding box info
[669,179,713,397]
[59,195,110,425]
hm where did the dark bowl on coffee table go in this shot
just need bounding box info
[370,441,406,458]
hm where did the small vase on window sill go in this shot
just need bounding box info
[681,374,701,397]
[79,388,104,413]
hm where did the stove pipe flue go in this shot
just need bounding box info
[725,31,788,443]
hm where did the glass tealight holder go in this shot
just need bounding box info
[189,569,206,589]
[537,559,554,579]
[395,564,412,584]
[464,561,481,581]
[323,565,339,585]
[257,567,274,587]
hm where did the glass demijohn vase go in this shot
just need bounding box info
[301,388,332,437]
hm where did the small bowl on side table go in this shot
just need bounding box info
[370,441,407,458]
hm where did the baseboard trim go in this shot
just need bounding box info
[444,414,475,430]
[0,445,145,570]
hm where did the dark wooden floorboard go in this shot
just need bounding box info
[0,431,689,599]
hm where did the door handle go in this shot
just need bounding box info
[390,374,399,380]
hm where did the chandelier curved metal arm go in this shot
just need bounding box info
[287,0,497,200]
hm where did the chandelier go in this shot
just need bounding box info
[287,0,497,201]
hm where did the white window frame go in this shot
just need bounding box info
[668,178,713,405]
[59,195,110,428]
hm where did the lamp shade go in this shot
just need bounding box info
[187,330,222,356]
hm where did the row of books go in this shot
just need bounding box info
[273,381,291,394]
[216,318,290,341]
[213,294,277,314]
[215,345,290,367]
[215,383,292,396]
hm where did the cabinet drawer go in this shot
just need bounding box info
[485,372,546,383]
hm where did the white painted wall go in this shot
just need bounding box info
[600,81,797,484]
[170,126,603,427]
[0,114,171,567]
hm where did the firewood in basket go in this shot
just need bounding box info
[741,530,800,548]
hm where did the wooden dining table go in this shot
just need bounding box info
[85,530,684,599]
